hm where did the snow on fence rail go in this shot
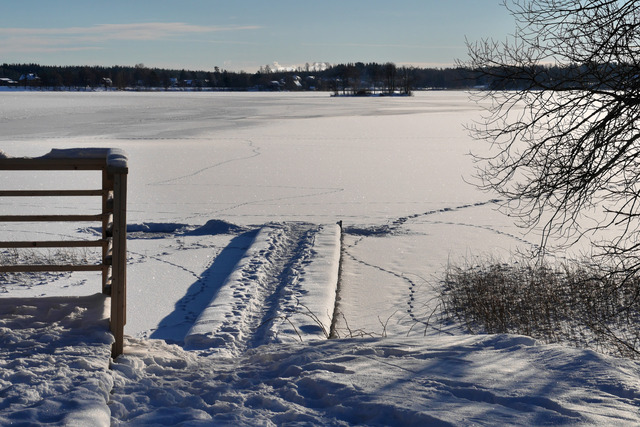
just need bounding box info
[0,148,128,357]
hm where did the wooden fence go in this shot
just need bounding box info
[0,148,128,357]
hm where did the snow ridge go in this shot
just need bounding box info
[185,223,340,355]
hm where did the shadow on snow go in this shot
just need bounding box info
[149,229,258,345]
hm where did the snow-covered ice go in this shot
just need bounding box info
[1,91,639,425]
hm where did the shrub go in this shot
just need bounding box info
[440,258,640,358]
[0,248,92,291]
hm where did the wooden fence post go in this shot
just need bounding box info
[102,169,112,294]
[110,171,127,357]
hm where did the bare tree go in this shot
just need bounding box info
[384,62,397,94]
[398,66,414,95]
[463,0,640,274]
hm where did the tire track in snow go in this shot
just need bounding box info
[186,223,320,355]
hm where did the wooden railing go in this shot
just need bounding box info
[0,148,128,357]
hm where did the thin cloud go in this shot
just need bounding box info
[302,42,461,50]
[0,22,260,39]
[397,61,457,68]
[0,22,260,53]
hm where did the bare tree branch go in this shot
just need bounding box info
[462,0,640,270]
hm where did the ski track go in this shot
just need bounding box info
[390,198,540,251]
[143,137,345,220]
[148,139,262,186]
[202,186,345,218]
[152,184,346,224]
[190,223,321,356]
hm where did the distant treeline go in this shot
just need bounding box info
[0,62,490,92]
[0,61,579,92]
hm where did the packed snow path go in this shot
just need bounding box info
[185,222,340,355]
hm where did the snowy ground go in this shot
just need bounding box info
[1,91,639,425]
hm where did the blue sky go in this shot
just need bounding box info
[0,1,514,71]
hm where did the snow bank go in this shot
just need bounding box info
[0,294,114,426]
[289,222,341,339]
[110,334,640,425]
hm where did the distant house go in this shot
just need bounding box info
[269,80,282,90]
[19,73,40,86]
[305,76,316,90]
[0,77,17,86]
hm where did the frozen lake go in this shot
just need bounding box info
[1,91,489,225]
[0,91,532,338]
